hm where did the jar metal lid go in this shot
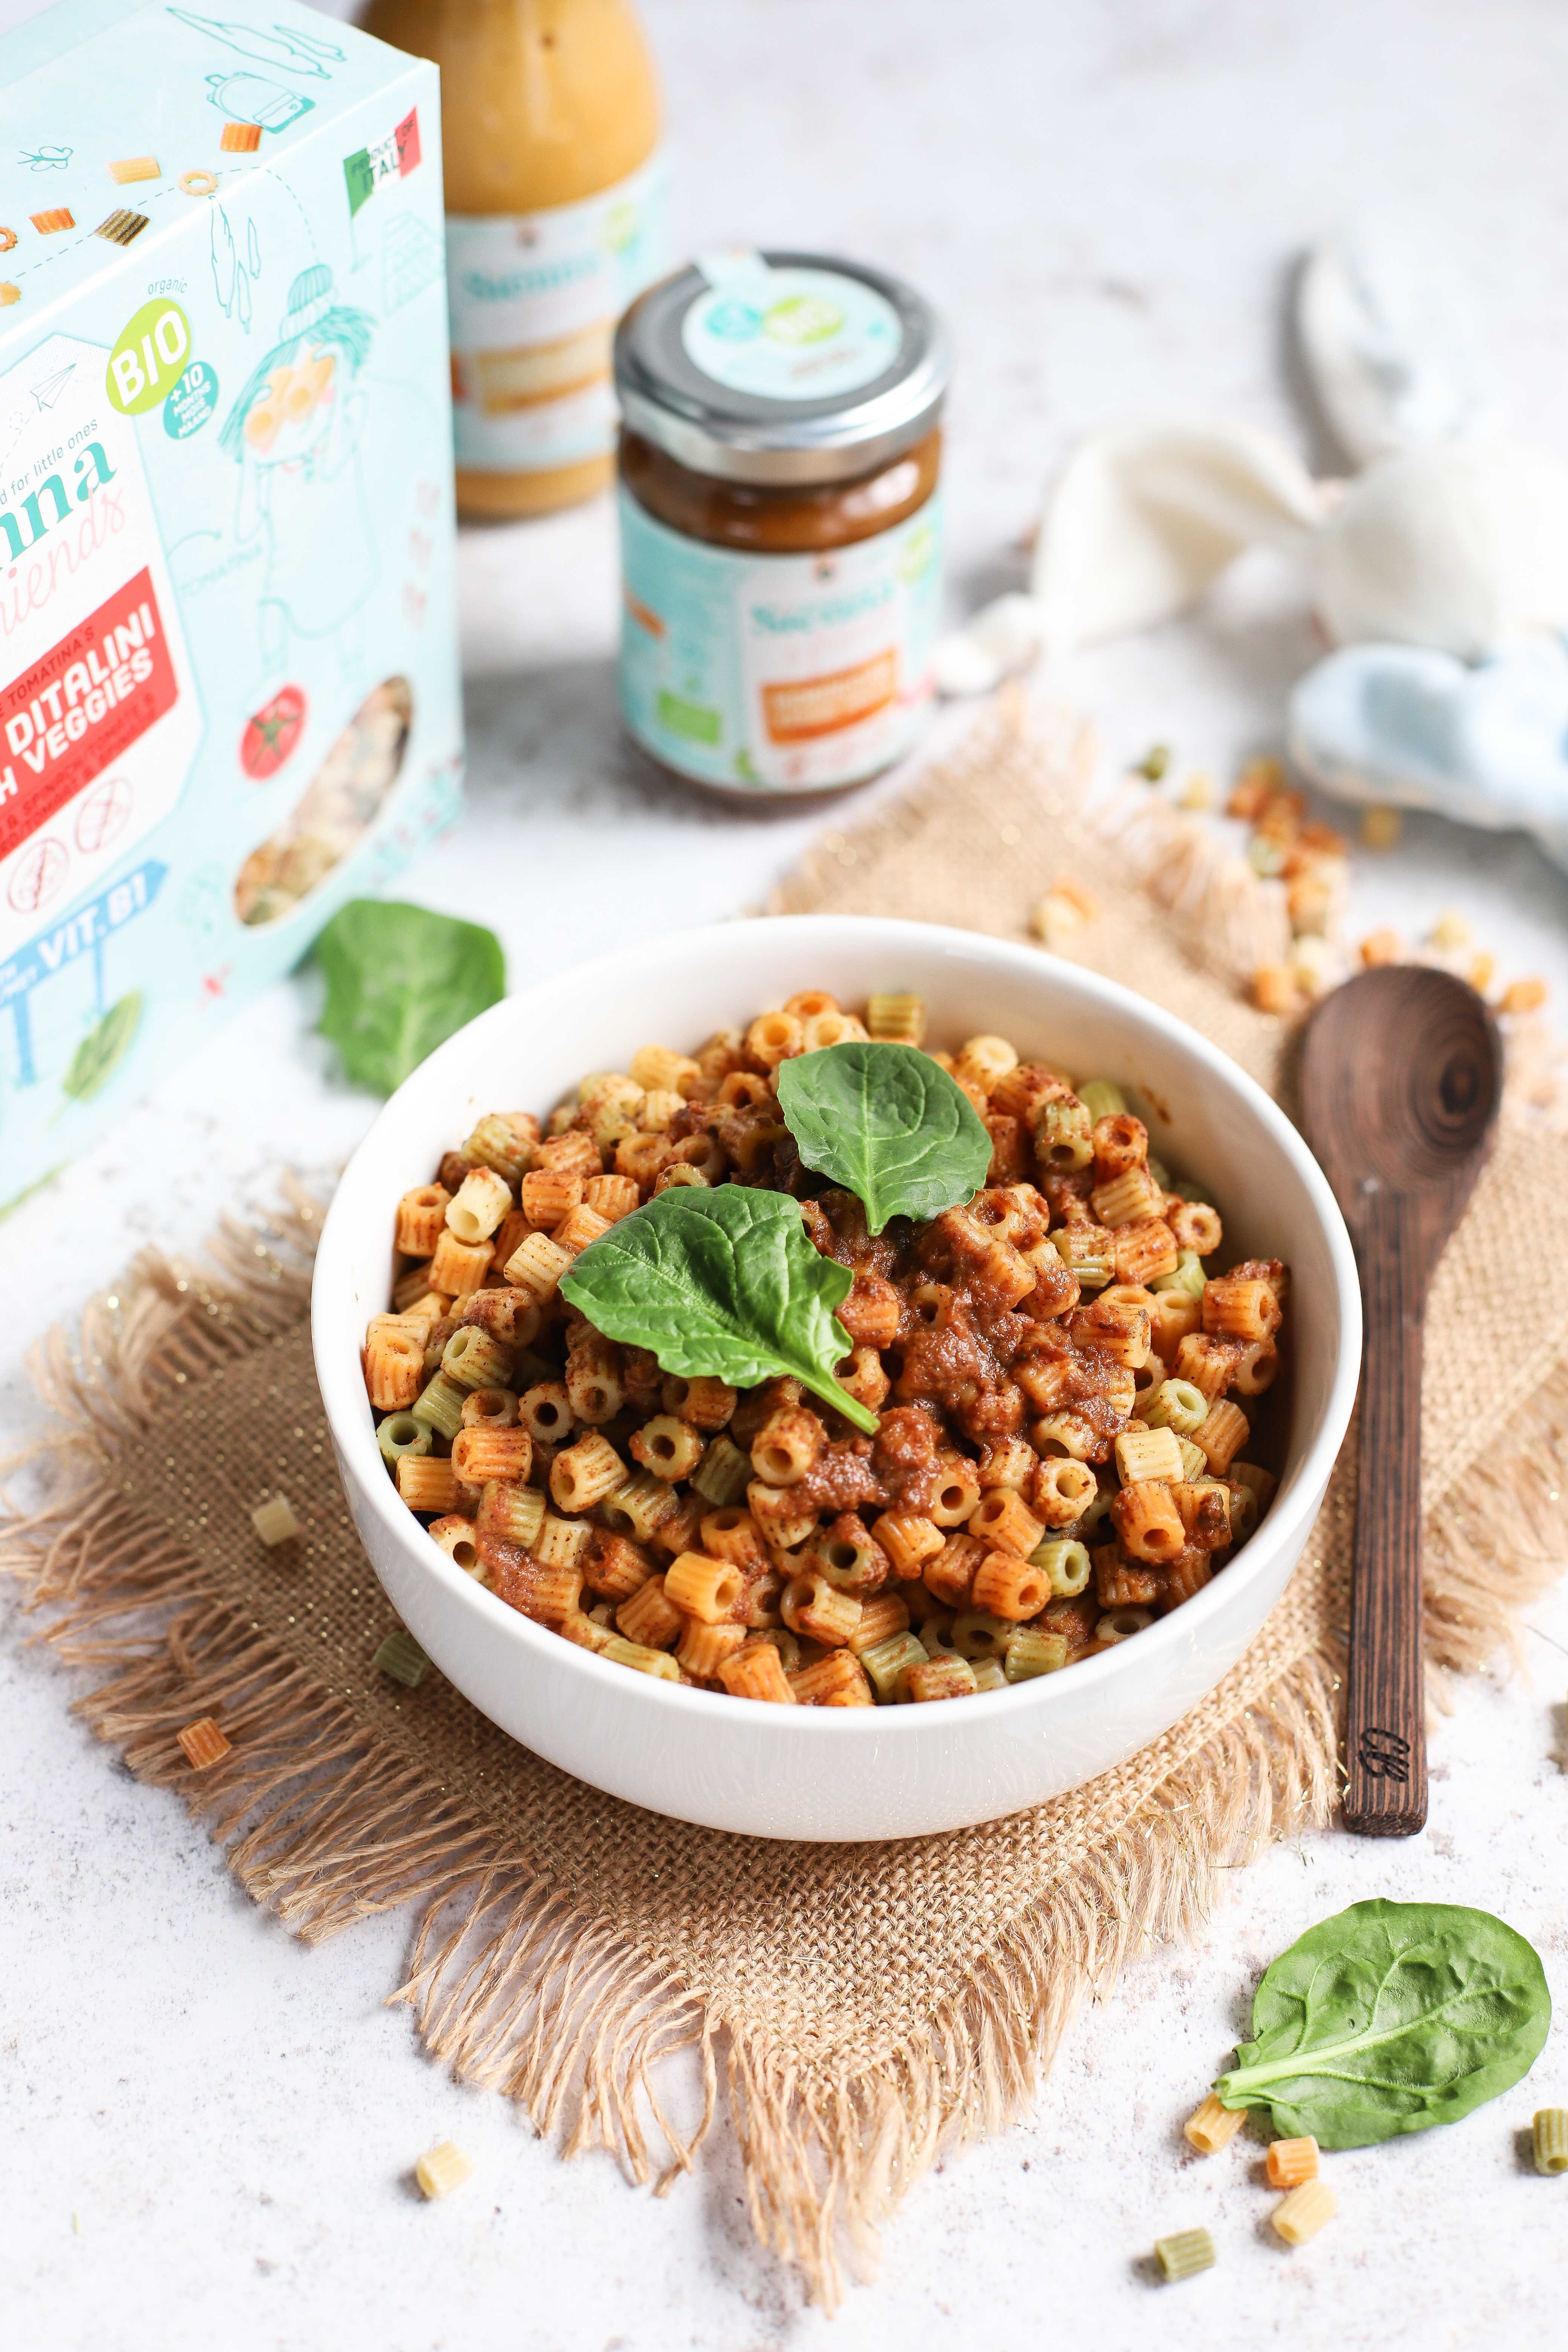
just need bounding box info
[614,250,950,488]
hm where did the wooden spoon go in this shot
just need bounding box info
[1300,966,1502,1836]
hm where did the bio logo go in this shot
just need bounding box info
[107,300,193,416]
[763,294,843,347]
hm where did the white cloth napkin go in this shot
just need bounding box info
[937,223,1568,870]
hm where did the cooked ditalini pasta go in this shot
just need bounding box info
[446,1164,512,1243]
[665,1550,746,1623]
[177,1716,231,1769]
[782,1572,862,1648]
[676,1619,746,1680]
[967,1487,1045,1557]
[550,1433,625,1513]
[1271,2180,1335,2245]
[1003,1624,1068,1680]
[428,1515,482,1573]
[415,2142,474,2200]
[369,993,1290,1700]
[689,1434,751,1506]
[427,1230,493,1298]
[616,1576,684,1650]
[250,1492,300,1546]
[441,1326,513,1392]
[398,1455,460,1514]
[1153,2228,1215,2283]
[630,1414,705,1481]
[719,1642,796,1702]
[464,1111,538,1184]
[450,1424,532,1485]
[1532,2110,1568,2174]
[1266,2136,1319,2189]
[866,991,926,1044]
[873,1512,946,1579]
[1183,2093,1246,2154]
[903,1654,978,1702]
[971,1552,1050,1620]
[1113,1425,1185,1486]
[366,1325,426,1411]
[1193,1399,1250,1474]
[396,1183,450,1255]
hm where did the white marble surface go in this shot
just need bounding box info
[5,1,1568,2346]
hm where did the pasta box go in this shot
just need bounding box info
[0,0,462,1207]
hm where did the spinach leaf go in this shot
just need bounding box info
[776,1041,992,1233]
[63,991,143,1103]
[559,1182,877,1434]
[312,899,505,1096]
[1214,1898,1550,2147]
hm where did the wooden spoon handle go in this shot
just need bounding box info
[1345,1192,1428,1835]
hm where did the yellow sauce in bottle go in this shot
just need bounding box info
[361,0,663,519]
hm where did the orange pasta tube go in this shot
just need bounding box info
[450,1424,532,1485]
[790,1651,874,1706]
[616,1575,684,1650]
[397,1455,459,1514]
[872,1512,945,1579]
[1194,1399,1250,1475]
[395,1183,450,1255]
[718,1643,796,1703]
[1110,1480,1186,1563]
[971,1551,1050,1620]
[967,1487,1045,1557]
[1183,2093,1245,2154]
[664,1550,745,1623]
[1266,2136,1319,2189]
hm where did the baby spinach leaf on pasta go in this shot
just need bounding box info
[776,1041,992,1234]
[1213,1899,1550,2147]
[312,900,505,1096]
[63,991,143,1102]
[559,1182,877,1433]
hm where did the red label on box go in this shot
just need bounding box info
[0,567,178,861]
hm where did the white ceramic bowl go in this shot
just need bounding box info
[312,915,1359,1842]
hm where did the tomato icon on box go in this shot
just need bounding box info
[240,685,307,780]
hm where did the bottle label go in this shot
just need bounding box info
[617,487,943,794]
[446,152,667,476]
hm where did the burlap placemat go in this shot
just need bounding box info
[7,703,1566,2307]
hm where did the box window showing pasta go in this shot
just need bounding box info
[614,253,948,799]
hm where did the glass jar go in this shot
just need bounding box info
[613,252,949,798]
[360,0,665,520]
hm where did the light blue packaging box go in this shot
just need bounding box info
[0,0,461,1204]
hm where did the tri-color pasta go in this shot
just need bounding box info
[364,991,1291,1707]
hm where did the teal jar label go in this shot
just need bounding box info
[617,487,943,793]
[681,262,901,402]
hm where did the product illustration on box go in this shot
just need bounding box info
[220,265,377,683]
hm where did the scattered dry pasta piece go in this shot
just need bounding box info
[1134,743,1171,782]
[1271,2179,1336,2245]
[1179,771,1214,811]
[1266,2135,1319,2189]
[1533,2109,1568,2175]
[1251,963,1300,1017]
[1154,2226,1215,2282]
[1501,976,1548,1015]
[1429,909,1471,952]
[1182,2093,1245,2154]
[176,1717,230,1770]
[1359,805,1402,850]
[374,1629,430,1687]
[1358,927,1403,968]
[415,2141,473,2200]
[250,1493,300,1546]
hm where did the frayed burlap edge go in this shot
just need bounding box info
[5,1188,1567,2306]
